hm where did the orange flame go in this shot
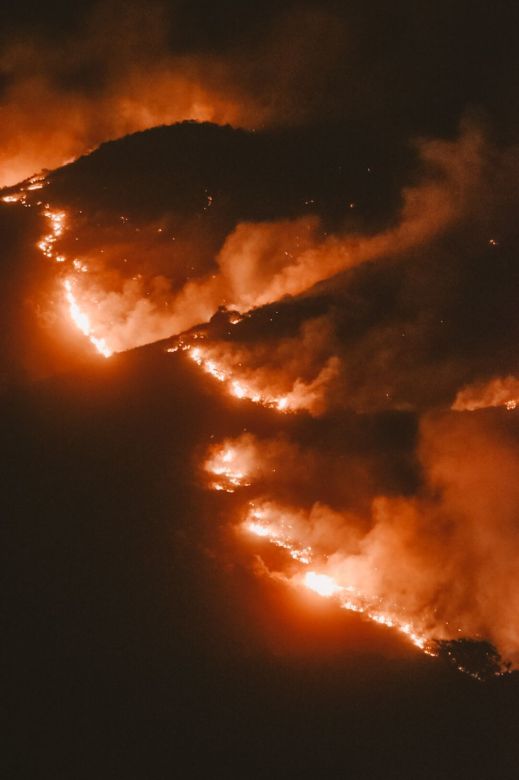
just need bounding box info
[205,438,435,654]
[63,279,113,358]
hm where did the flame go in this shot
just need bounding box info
[36,207,67,259]
[244,505,312,564]
[2,193,25,204]
[205,436,434,654]
[303,571,342,598]
[204,444,252,492]
[245,506,429,650]
[174,343,299,412]
[63,279,112,358]
[19,185,114,358]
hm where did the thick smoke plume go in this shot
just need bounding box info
[3,41,518,670]
[43,125,485,357]
[210,416,519,666]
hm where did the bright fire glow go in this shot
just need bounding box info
[244,506,313,564]
[205,437,434,654]
[244,503,429,649]
[63,279,112,358]
[173,343,297,413]
[304,571,342,597]
[21,184,115,359]
[204,444,252,492]
[37,208,66,259]
[2,193,25,204]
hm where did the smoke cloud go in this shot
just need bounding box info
[453,376,519,412]
[208,412,519,666]
[2,11,518,670]
[28,123,487,359]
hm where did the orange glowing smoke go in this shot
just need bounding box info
[0,14,267,191]
[177,336,341,416]
[0,3,352,189]
[242,501,429,651]
[205,438,433,653]
[452,375,519,412]
[181,344,294,412]
[203,423,519,671]
[9,125,485,363]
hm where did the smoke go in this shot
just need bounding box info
[0,2,351,188]
[453,375,519,412]
[181,316,340,416]
[209,413,519,666]
[218,126,483,308]
[3,6,518,669]
[55,120,515,666]
[0,12,255,187]
[44,123,486,357]
[3,0,516,191]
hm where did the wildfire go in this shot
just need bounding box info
[171,343,293,412]
[2,193,26,204]
[63,279,112,358]
[1,174,47,206]
[35,206,67,260]
[204,444,252,492]
[303,571,342,597]
[302,569,429,650]
[18,184,115,358]
[244,505,312,564]
[205,436,433,654]
[244,504,429,650]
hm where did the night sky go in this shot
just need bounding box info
[2,2,519,778]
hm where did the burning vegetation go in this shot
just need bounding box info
[2,117,519,680]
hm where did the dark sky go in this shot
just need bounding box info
[2,2,519,778]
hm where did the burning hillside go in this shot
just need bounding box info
[3,2,519,776]
[2,120,519,675]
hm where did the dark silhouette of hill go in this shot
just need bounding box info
[45,120,410,229]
